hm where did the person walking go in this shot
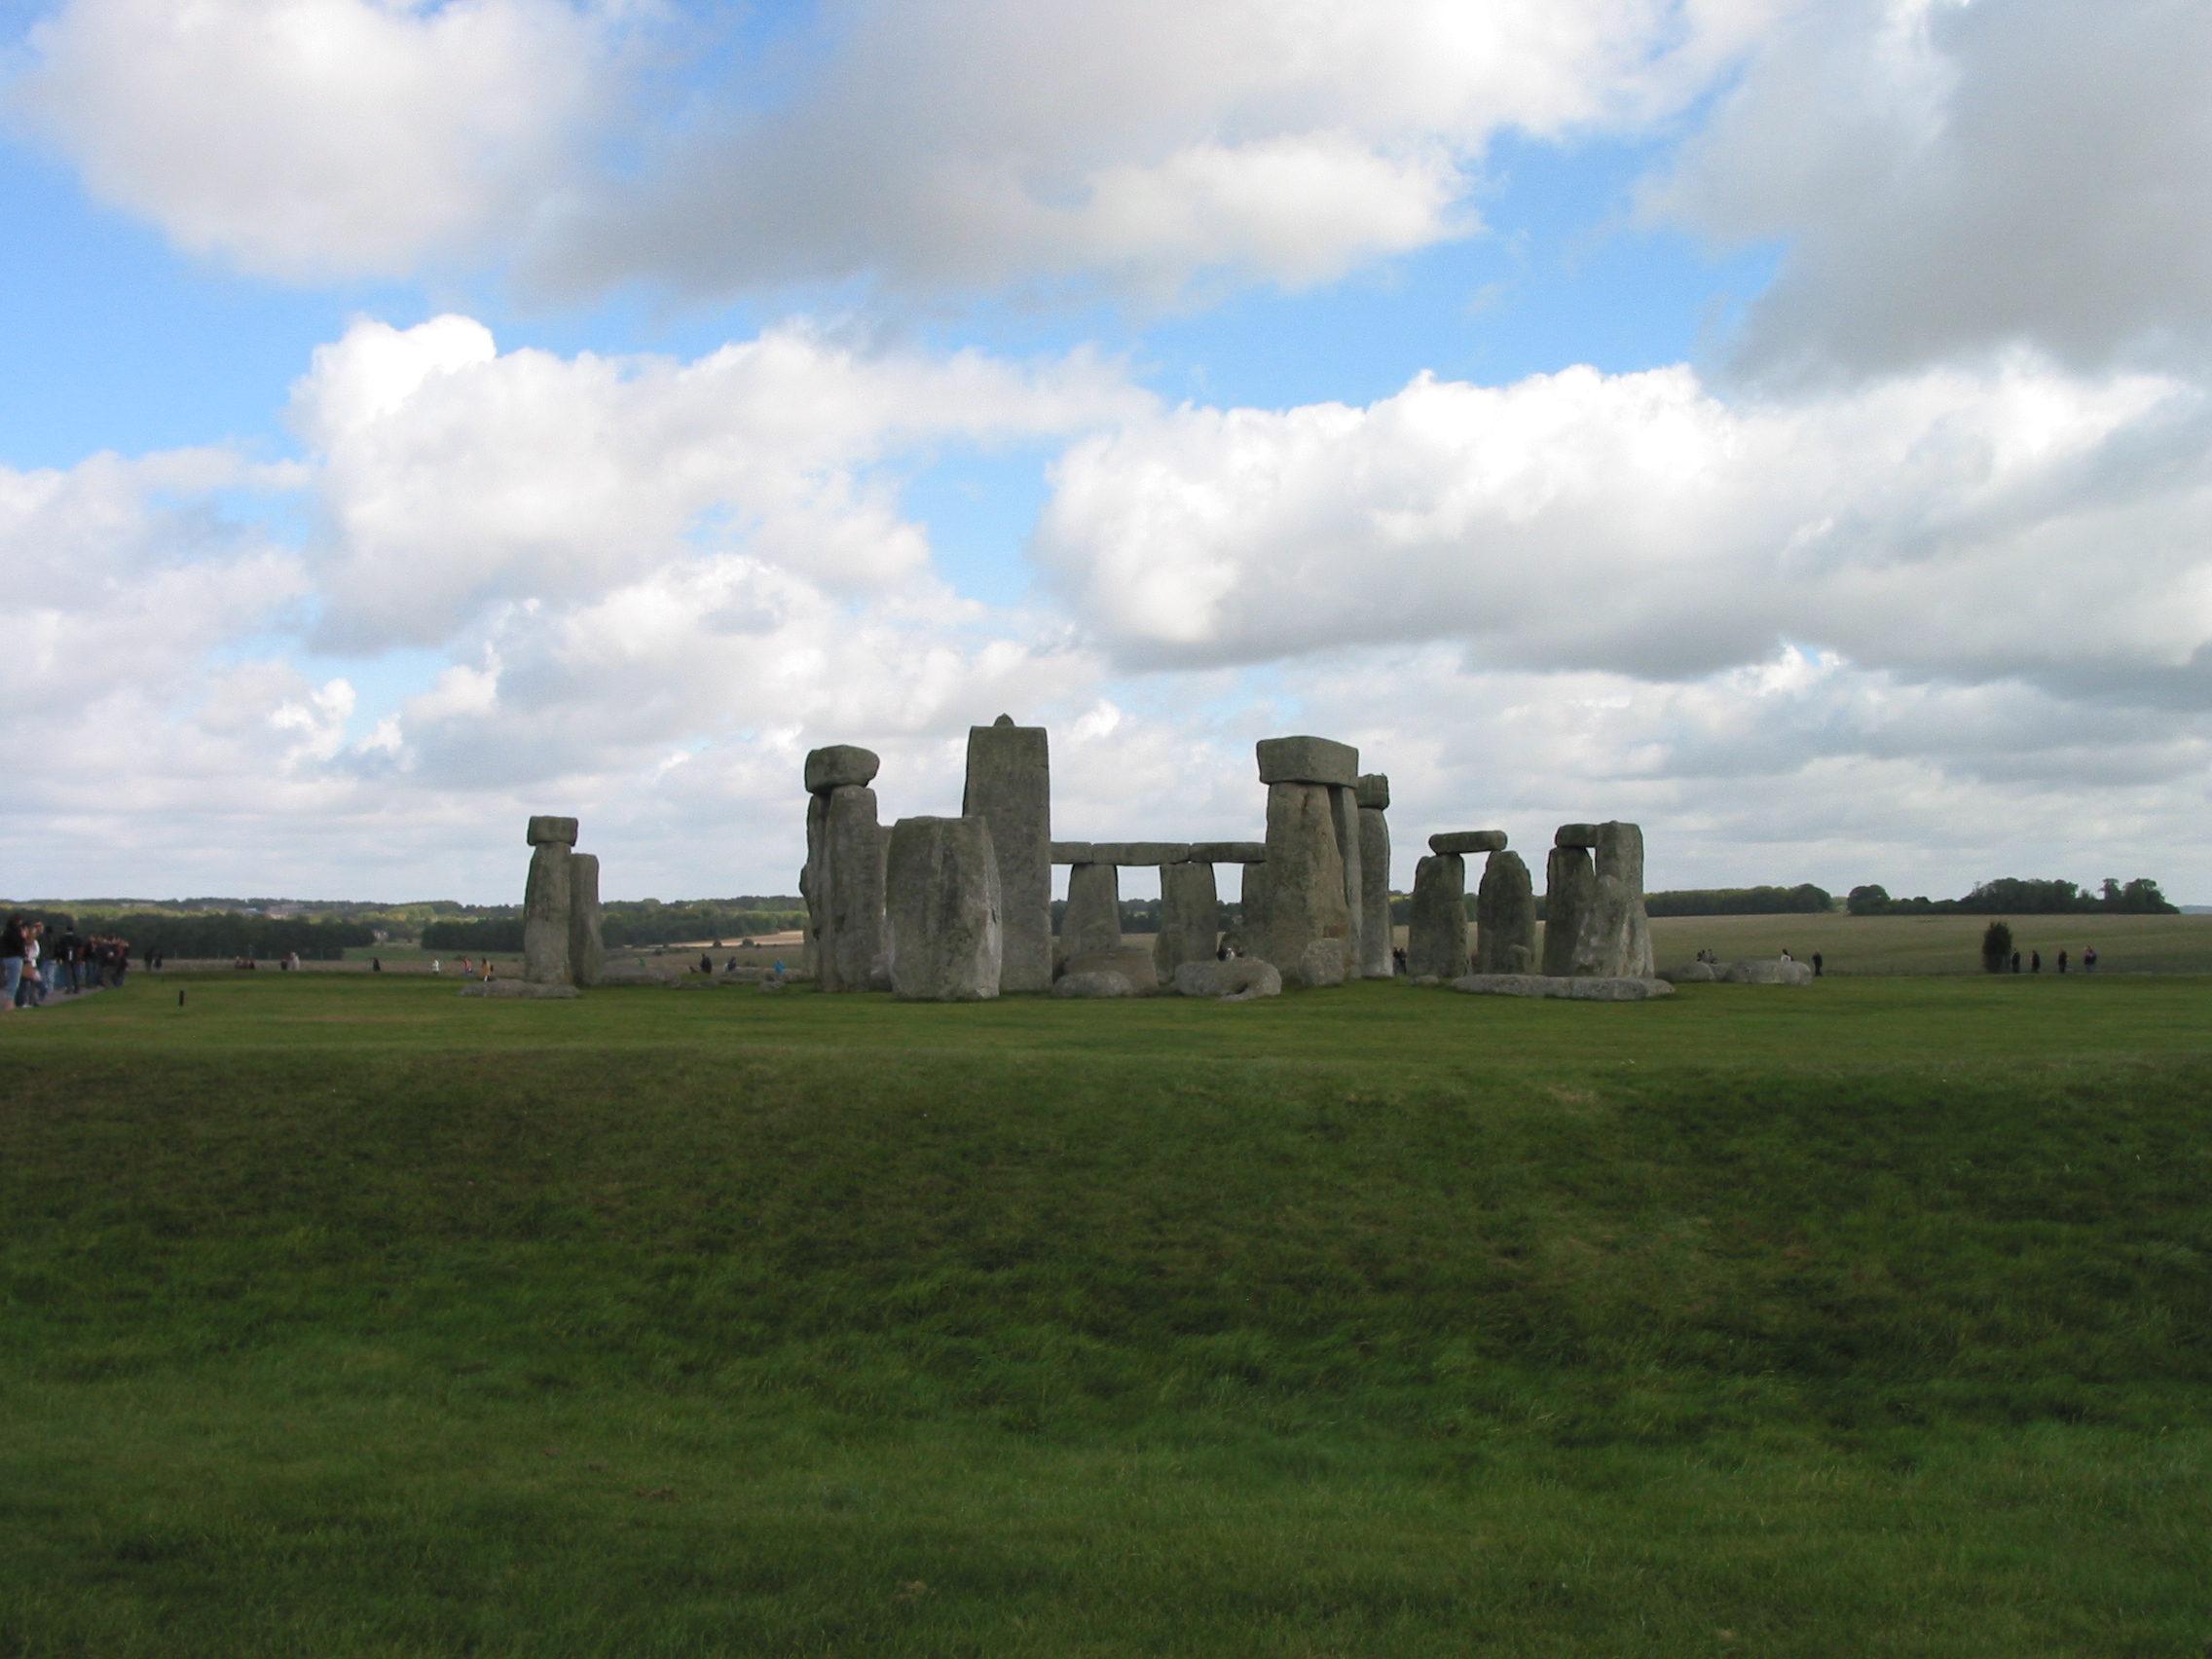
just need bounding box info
[1811,951,1824,977]
[2010,950,2021,973]
[2058,949,2069,973]
[2084,945,2099,972]
[2030,949,2041,972]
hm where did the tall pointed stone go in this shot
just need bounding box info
[1355,774,1392,977]
[886,816,1002,1001]
[523,815,577,985]
[963,715,1051,993]
[567,852,605,987]
[1407,852,1468,979]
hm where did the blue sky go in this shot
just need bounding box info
[2,0,2209,904]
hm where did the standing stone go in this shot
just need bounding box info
[963,716,1051,993]
[1355,774,1392,978]
[885,816,1002,1001]
[819,785,886,991]
[523,815,577,985]
[1406,852,1468,980]
[1567,821,1654,978]
[1059,863,1123,965]
[1330,784,1364,970]
[1542,843,1596,977]
[1155,860,1221,982]
[567,852,605,987]
[1473,850,1537,975]
[1254,780,1353,980]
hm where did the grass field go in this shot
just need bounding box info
[3,972,2208,1656]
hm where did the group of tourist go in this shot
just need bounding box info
[1,917,134,1008]
[2005,945,2097,973]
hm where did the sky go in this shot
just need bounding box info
[3,0,2210,905]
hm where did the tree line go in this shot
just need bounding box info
[1848,878,2175,916]
[17,910,379,960]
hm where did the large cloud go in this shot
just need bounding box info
[7,0,1776,297]
[1649,0,2212,378]
[1032,356,2212,705]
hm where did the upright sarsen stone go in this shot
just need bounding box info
[1355,774,1392,978]
[1060,863,1123,964]
[1154,860,1221,982]
[1254,780,1353,980]
[819,785,887,991]
[1407,852,1468,979]
[1473,850,1536,974]
[1542,843,1595,977]
[963,716,1051,993]
[567,852,605,987]
[886,816,1002,1001]
[523,816,576,985]
[1567,821,1653,978]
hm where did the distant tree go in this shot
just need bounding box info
[1980,920,2013,974]
[1847,885,1891,916]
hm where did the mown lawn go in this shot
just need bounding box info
[2,972,2207,1656]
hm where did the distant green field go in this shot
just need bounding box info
[2,973,2207,1656]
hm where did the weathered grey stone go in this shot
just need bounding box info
[1049,842,1093,864]
[1087,841,1192,866]
[804,745,879,793]
[1555,823,1602,849]
[1474,850,1537,975]
[1187,841,1268,864]
[1052,971,1133,998]
[1406,852,1468,979]
[1171,958,1282,999]
[1059,862,1123,962]
[963,719,1051,993]
[527,815,579,847]
[1430,830,1507,855]
[1357,790,1392,978]
[1566,822,1653,979]
[1061,946,1159,994]
[567,852,605,987]
[1541,845,1593,977]
[1719,959,1815,985]
[1295,937,1350,987]
[1355,772,1390,811]
[1330,784,1364,966]
[1255,734,1359,788]
[1249,780,1353,972]
[1658,962,1716,983]
[1449,974,1675,1001]
[523,836,571,986]
[1154,861,1221,983]
[886,815,1003,1001]
[460,979,580,999]
[594,959,682,986]
[1232,859,1271,958]
[816,785,887,992]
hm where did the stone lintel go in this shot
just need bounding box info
[1555,823,1602,849]
[1087,841,1191,866]
[804,744,881,793]
[1430,830,1506,855]
[526,815,579,847]
[1050,841,1093,864]
[1186,841,1269,864]
[1355,773,1390,810]
[1255,735,1359,788]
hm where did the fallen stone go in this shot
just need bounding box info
[1061,946,1160,994]
[1354,772,1390,811]
[1409,975,1443,987]
[1171,958,1283,999]
[1186,841,1268,864]
[1255,734,1359,788]
[1406,852,1468,980]
[1449,974,1676,1001]
[527,815,580,846]
[594,959,682,985]
[1720,959,1815,985]
[1658,962,1716,983]
[804,745,880,793]
[1051,971,1134,998]
[963,718,1052,994]
[1555,823,1602,848]
[886,815,1003,1001]
[460,979,580,999]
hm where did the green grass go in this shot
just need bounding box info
[2,973,2208,1656]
